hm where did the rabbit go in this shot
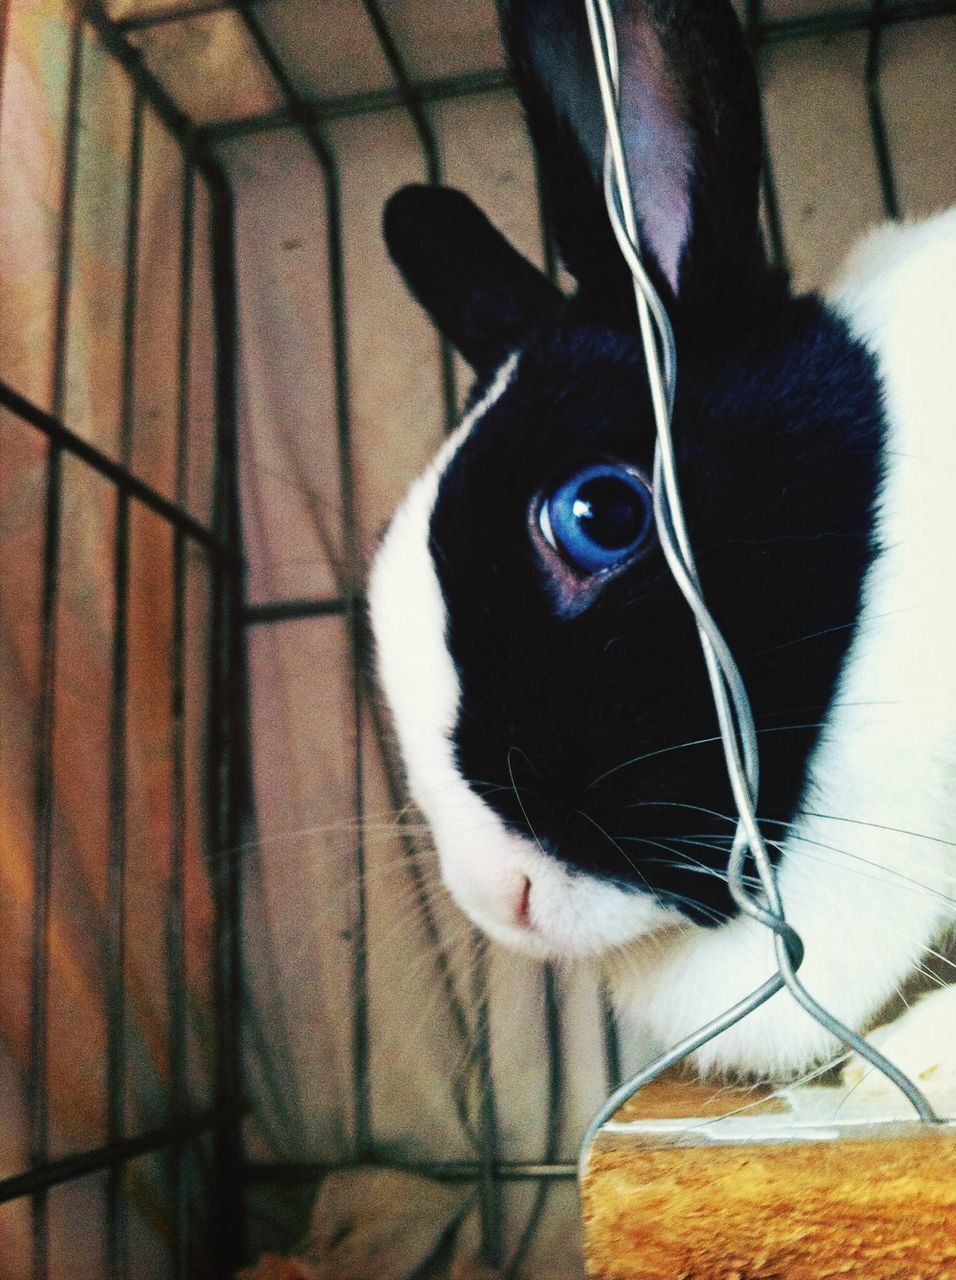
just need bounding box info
[367,0,956,1084]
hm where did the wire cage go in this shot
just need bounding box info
[0,1,953,1277]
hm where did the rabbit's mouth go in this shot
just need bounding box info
[423,786,685,962]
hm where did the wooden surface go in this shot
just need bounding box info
[582,1129,956,1279]
[611,1075,787,1122]
[581,1070,956,1279]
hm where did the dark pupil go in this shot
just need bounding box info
[573,476,645,550]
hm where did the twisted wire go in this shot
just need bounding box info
[578,0,936,1179]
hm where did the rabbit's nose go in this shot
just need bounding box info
[515,875,532,927]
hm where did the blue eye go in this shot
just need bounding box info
[539,463,653,575]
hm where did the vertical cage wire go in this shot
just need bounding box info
[744,0,788,269]
[0,4,248,1277]
[168,154,197,1280]
[25,5,86,1272]
[227,0,375,1168]
[360,0,460,434]
[865,0,901,217]
[104,74,144,1280]
[353,3,506,1256]
[205,151,248,1277]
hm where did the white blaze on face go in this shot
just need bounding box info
[367,353,679,960]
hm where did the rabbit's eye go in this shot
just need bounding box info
[538,463,653,576]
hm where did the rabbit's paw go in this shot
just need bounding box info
[841,984,956,1111]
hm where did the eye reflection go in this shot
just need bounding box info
[538,463,653,576]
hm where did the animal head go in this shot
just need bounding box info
[368,0,890,1017]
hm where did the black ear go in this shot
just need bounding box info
[499,0,765,320]
[383,184,563,374]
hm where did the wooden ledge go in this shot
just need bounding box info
[581,1073,956,1279]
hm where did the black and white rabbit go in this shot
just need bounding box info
[368,0,956,1084]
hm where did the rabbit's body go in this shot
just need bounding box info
[369,0,956,1081]
[619,209,956,1076]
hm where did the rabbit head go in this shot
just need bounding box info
[368,0,956,1075]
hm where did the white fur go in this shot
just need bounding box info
[614,207,956,1070]
[840,983,956,1106]
[369,352,680,957]
[370,209,956,1079]
[617,209,956,1075]
[369,355,520,810]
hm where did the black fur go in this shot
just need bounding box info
[384,185,562,374]
[430,305,885,925]
[383,0,887,925]
[501,0,765,320]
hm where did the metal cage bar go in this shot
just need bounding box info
[103,76,144,1279]
[194,0,956,145]
[205,152,249,1277]
[168,150,197,1280]
[227,0,375,1168]
[865,0,902,218]
[361,0,459,433]
[0,5,248,1278]
[25,9,85,1274]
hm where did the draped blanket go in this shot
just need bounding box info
[1,2,953,1276]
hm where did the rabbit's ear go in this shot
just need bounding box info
[500,0,764,319]
[383,184,563,374]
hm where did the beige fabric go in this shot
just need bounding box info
[3,1,952,1274]
[0,3,219,1269]
[238,1170,479,1280]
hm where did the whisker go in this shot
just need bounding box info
[794,809,956,852]
[588,735,723,791]
[589,723,826,793]
[767,833,956,910]
[623,798,738,825]
[745,621,856,661]
[507,745,547,856]
[573,810,660,898]
[655,892,732,927]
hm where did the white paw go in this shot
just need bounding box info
[840,984,956,1112]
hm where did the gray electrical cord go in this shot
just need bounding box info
[578,0,937,1180]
